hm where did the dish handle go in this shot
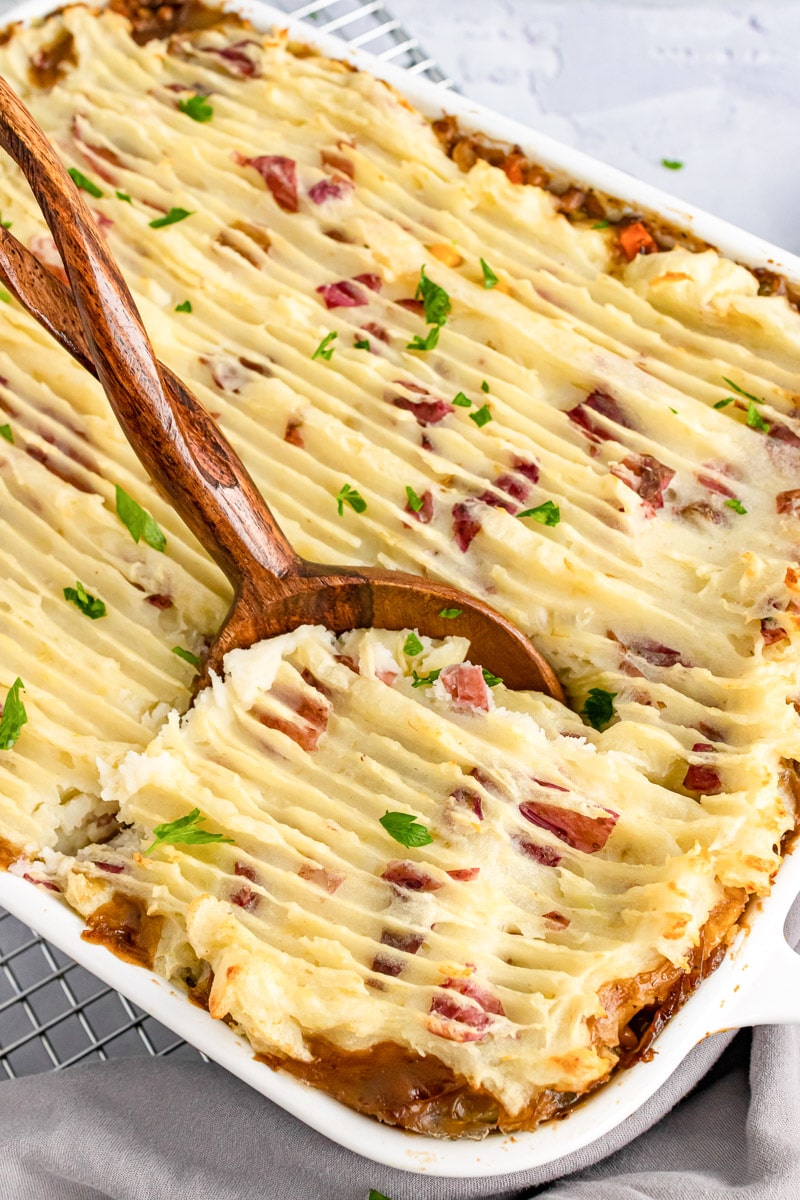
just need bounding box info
[718,912,800,1030]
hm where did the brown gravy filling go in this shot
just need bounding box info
[81,894,163,969]
[0,837,21,870]
[246,891,747,1137]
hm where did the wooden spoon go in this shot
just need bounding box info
[0,77,563,699]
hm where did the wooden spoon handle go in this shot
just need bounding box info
[0,75,303,595]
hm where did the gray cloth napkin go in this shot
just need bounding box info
[0,1020,795,1199]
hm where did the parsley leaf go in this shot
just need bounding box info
[336,482,366,516]
[67,167,103,198]
[403,631,424,656]
[439,607,462,619]
[405,485,424,512]
[411,668,441,688]
[0,216,11,229]
[746,401,770,433]
[480,257,499,289]
[368,1193,392,1200]
[725,497,747,515]
[312,331,337,361]
[0,423,12,443]
[149,207,193,229]
[175,300,192,313]
[661,158,684,170]
[177,94,214,123]
[482,668,503,687]
[714,398,734,409]
[172,645,201,667]
[592,219,610,230]
[581,687,617,731]
[722,377,762,404]
[452,391,472,407]
[354,338,370,350]
[63,581,106,620]
[116,190,132,204]
[115,485,167,551]
[379,811,433,848]
[481,380,490,394]
[469,404,492,428]
[407,325,440,352]
[415,266,451,326]
[0,287,11,304]
[142,808,234,857]
[0,678,26,750]
[518,499,561,526]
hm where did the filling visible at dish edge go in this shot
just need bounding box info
[0,0,798,1138]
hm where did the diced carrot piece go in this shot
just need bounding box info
[618,221,658,261]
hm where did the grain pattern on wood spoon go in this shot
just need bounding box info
[0,75,563,699]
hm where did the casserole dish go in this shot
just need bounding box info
[1,0,800,1177]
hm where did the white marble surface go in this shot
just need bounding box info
[390,0,800,254]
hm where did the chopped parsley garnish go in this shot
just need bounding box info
[177,94,214,123]
[518,499,561,526]
[149,207,193,229]
[411,667,441,688]
[405,485,424,512]
[581,687,617,731]
[0,678,26,751]
[592,219,610,230]
[368,1192,391,1200]
[312,331,337,361]
[481,380,490,393]
[480,257,499,289]
[115,485,167,551]
[661,158,684,170]
[439,607,462,619]
[116,190,132,204]
[0,424,12,443]
[746,401,770,433]
[379,811,433,848]
[407,325,440,352]
[0,287,11,304]
[722,377,763,404]
[414,266,451,326]
[142,808,234,857]
[172,645,201,667]
[336,482,366,516]
[67,167,103,198]
[403,631,424,656]
[713,398,734,409]
[669,407,678,414]
[63,581,106,620]
[0,217,11,229]
[482,668,503,687]
[175,300,192,313]
[469,404,492,428]
[354,338,370,350]
[725,497,747,515]
[452,391,472,407]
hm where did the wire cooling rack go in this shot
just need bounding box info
[0,0,449,1083]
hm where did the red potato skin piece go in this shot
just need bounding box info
[308,177,353,204]
[518,800,618,854]
[452,501,481,552]
[611,453,675,513]
[233,152,298,211]
[439,663,491,712]
[777,489,800,515]
[405,489,434,524]
[382,861,443,892]
[446,867,480,881]
[449,787,484,821]
[392,395,454,427]
[567,390,632,443]
[683,743,723,795]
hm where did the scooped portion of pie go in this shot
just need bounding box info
[59,625,747,1134]
[0,0,798,1138]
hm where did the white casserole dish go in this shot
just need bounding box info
[1,0,800,1177]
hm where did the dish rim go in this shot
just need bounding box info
[1,0,799,1178]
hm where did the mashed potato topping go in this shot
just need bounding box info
[1,2,800,1132]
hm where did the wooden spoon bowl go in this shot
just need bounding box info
[0,76,563,700]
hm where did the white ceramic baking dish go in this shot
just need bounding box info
[1,0,800,1178]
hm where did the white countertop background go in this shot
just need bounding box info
[391,0,800,255]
